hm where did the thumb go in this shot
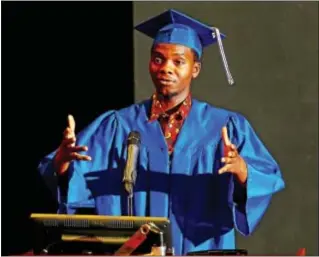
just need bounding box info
[67,114,76,132]
[221,126,231,146]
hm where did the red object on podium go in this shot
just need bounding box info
[296,248,306,256]
[18,250,34,256]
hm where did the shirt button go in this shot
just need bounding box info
[165,132,172,139]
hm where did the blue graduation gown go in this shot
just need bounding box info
[38,98,285,255]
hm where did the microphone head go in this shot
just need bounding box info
[128,131,141,146]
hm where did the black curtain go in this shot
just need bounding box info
[1,1,134,255]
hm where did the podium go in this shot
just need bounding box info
[25,213,307,256]
[30,213,173,256]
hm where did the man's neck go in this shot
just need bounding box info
[157,91,190,112]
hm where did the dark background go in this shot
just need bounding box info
[134,2,318,255]
[1,1,134,255]
[1,1,318,256]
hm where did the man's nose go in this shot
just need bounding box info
[160,61,174,75]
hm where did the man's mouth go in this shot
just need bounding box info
[157,78,175,85]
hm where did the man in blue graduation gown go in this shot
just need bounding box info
[38,9,285,255]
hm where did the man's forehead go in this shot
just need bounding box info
[152,43,192,55]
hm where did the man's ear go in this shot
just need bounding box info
[192,62,201,79]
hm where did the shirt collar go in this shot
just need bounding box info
[148,92,192,122]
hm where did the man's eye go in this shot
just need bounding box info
[154,57,162,64]
[175,60,185,65]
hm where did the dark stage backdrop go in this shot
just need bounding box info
[1,1,134,255]
[133,2,318,255]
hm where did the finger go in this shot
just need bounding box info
[221,157,236,164]
[228,150,238,158]
[68,145,88,152]
[68,114,76,132]
[62,137,76,147]
[221,126,231,146]
[230,144,238,151]
[62,127,76,148]
[218,164,234,174]
[63,127,75,139]
[70,152,92,161]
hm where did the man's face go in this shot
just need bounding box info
[149,43,201,99]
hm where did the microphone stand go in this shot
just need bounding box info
[126,183,134,216]
[123,168,137,216]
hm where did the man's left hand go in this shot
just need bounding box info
[218,126,248,185]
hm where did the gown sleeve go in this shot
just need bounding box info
[37,111,118,214]
[226,114,285,236]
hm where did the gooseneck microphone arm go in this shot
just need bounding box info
[122,131,141,216]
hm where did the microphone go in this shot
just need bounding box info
[122,131,141,197]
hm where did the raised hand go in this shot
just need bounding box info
[218,126,248,185]
[53,114,91,175]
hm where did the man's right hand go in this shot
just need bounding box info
[53,114,92,175]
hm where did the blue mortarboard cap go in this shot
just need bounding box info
[135,9,235,86]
